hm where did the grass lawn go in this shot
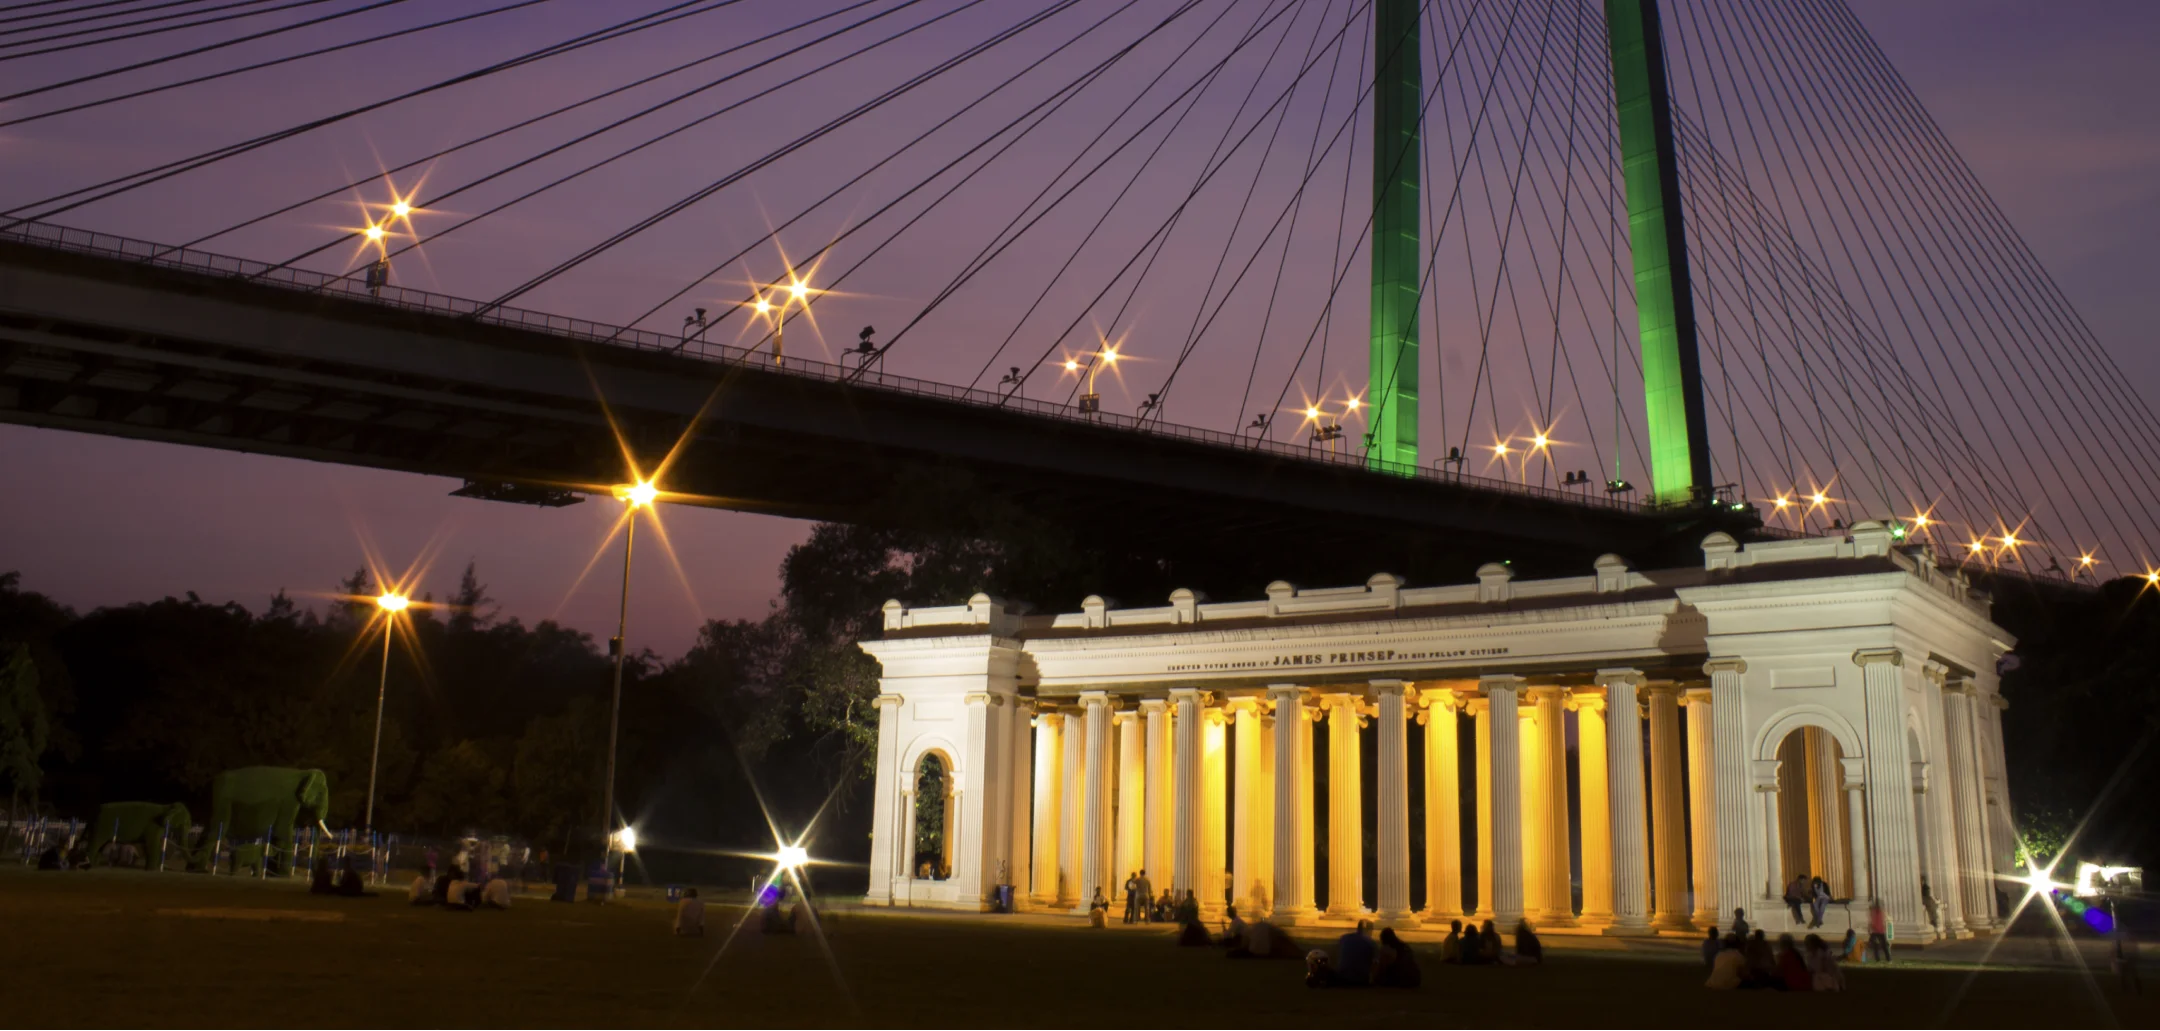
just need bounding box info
[3,866,2151,1027]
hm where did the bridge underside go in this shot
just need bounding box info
[0,241,1747,593]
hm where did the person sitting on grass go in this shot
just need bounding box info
[1374,929,1421,988]
[1218,905,1246,947]
[1304,949,1335,988]
[1476,919,1504,965]
[1330,920,1377,985]
[1154,889,1175,923]
[335,857,369,897]
[409,871,433,905]
[1742,930,1777,988]
[1706,935,1747,989]
[675,888,705,937]
[1776,933,1810,991]
[309,858,335,895]
[1803,933,1844,992]
[1228,916,1301,959]
[1701,925,1722,970]
[481,876,513,909]
[1501,919,1542,966]
[1440,919,1463,964]
[1088,888,1110,929]
[442,867,474,911]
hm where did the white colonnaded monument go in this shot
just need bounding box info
[858,523,2018,939]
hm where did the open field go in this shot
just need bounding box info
[2,866,2150,1027]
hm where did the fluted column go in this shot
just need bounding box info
[1647,684,1690,930]
[1532,686,1575,925]
[1142,700,1171,891]
[1114,711,1144,899]
[1804,728,1849,896]
[1201,706,1228,915]
[1008,700,1032,898]
[1705,658,1752,922]
[1299,704,1317,913]
[1030,712,1064,905]
[1683,687,1719,926]
[1857,649,1923,929]
[1519,698,1550,919]
[1374,681,1413,925]
[1059,707,1086,906]
[1268,684,1317,923]
[1483,675,1526,927]
[1982,694,2016,895]
[1229,699,1275,916]
[1943,680,1991,931]
[1420,689,1464,923]
[1074,692,1112,913]
[1758,773,1783,903]
[1844,761,1872,906]
[1575,691,1613,926]
[1601,670,1654,934]
[1322,692,1364,919]
[1919,662,1968,937]
[1472,697,1493,918]
[1170,688,1203,901]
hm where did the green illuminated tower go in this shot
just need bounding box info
[1367,0,1422,473]
[1605,0,1713,504]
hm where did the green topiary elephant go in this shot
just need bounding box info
[84,802,193,869]
[193,767,331,875]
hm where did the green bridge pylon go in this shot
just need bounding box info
[1366,0,1422,474]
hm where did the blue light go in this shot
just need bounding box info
[2082,907,2114,935]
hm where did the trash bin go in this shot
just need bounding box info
[994,885,1014,912]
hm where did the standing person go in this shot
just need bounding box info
[674,888,705,936]
[1785,874,1809,924]
[1920,877,1941,934]
[1866,900,1893,962]
[1809,877,1831,929]
[1135,870,1154,921]
[1701,926,1723,970]
[1122,872,1142,924]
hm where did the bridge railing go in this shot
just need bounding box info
[4,219,1658,515]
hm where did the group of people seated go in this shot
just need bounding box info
[1304,920,1422,988]
[1703,925,1846,991]
[406,865,513,910]
[1433,918,1542,966]
[756,882,817,935]
[307,857,370,896]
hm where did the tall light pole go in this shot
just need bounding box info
[600,479,657,869]
[364,591,408,834]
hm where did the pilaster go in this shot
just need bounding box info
[866,694,906,905]
[1857,649,1924,930]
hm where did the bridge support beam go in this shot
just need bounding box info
[1605,0,1713,505]
[1367,0,1422,474]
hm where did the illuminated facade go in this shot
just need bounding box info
[858,523,2017,940]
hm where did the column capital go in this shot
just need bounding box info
[1839,755,1867,790]
[1078,689,1112,706]
[1221,696,1264,715]
[1369,678,1408,697]
[873,693,905,709]
[1943,676,1978,697]
[1112,711,1138,726]
[1702,657,1748,677]
[1595,667,1647,688]
[1526,684,1569,703]
[1568,691,1607,714]
[1316,691,1360,711]
[1991,694,2010,710]
[1478,673,1526,693]
[1032,710,1063,729]
[963,692,1003,707]
[1683,687,1712,706]
[1265,682,1304,697]
[1852,647,1904,668]
[1167,687,1205,704]
[1750,759,1781,790]
[1464,697,1489,716]
[1641,680,1684,698]
[1203,707,1230,726]
[1921,659,1950,686]
[1418,687,1462,711]
[1138,698,1169,714]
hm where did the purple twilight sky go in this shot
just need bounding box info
[3,0,2155,659]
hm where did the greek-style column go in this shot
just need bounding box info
[1268,684,1318,923]
[1705,658,1752,921]
[1757,771,1783,902]
[1805,728,1849,895]
[1600,670,1654,934]
[1647,683,1690,930]
[866,694,905,905]
[1943,678,1992,931]
[1228,699,1273,916]
[957,691,1008,905]
[1201,707,1228,915]
[1170,688,1203,901]
[1918,662,1968,937]
[1008,700,1032,900]
[1031,712,1063,905]
[1471,697,1493,918]
[1519,699,1550,919]
[1683,688,1719,927]
[1323,692,1365,919]
[1983,693,2016,892]
[1844,760,1872,905]
[1575,690,1613,927]
[1483,675,1526,926]
[1142,700,1171,893]
[1531,686,1575,925]
[1857,649,1924,930]
[1374,681,1413,926]
[1074,691,1112,913]
[1299,703,1318,914]
[1115,711,1144,900]
[1059,707,1086,906]
[1420,689,1464,923]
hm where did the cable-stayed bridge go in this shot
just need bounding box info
[0,0,2152,590]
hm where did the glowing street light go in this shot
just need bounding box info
[775,844,809,871]
[599,480,658,870]
[363,590,410,835]
[749,275,816,365]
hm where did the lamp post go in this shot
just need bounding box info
[600,480,657,872]
[364,591,408,835]
[753,278,812,365]
[1063,346,1118,414]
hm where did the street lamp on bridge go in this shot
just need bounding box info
[750,276,815,365]
[1062,345,1119,414]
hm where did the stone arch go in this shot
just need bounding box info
[901,740,960,882]
[1755,705,1864,902]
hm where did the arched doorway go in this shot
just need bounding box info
[1773,726,1854,901]
[912,752,954,880]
